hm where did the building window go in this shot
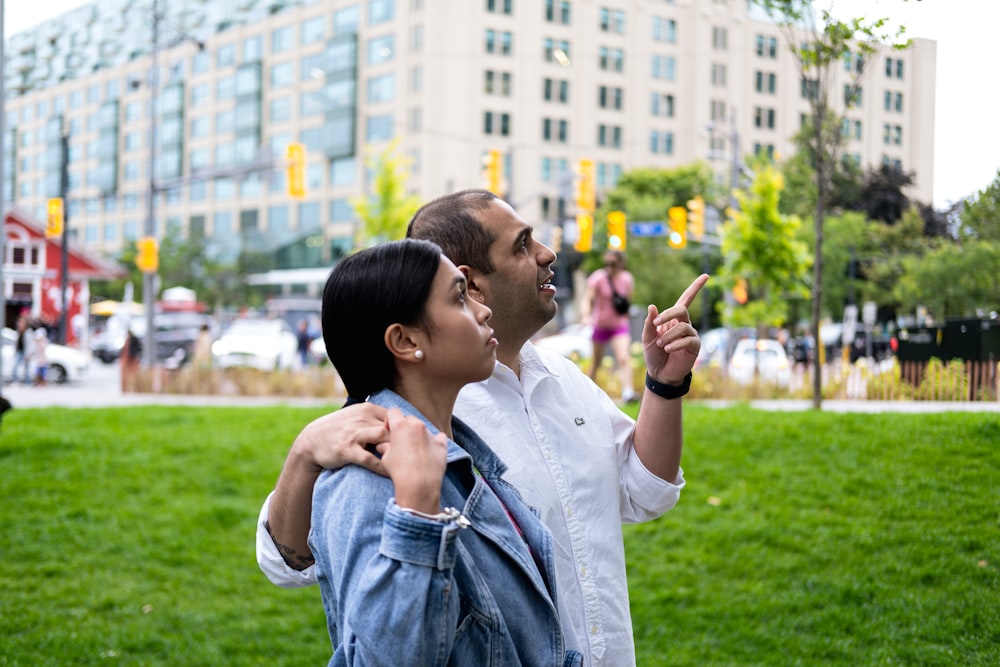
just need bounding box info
[368,35,395,64]
[651,55,676,81]
[541,118,567,142]
[895,92,903,112]
[755,71,777,94]
[543,77,568,102]
[366,113,394,142]
[599,47,625,72]
[335,6,361,33]
[484,111,511,137]
[712,26,728,50]
[650,92,674,118]
[544,38,570,63]
[711,99,727,122]
[652,16,676,43]
[843,84,862,106]
[753,143,775,159]
[271,62,295,88]
[753,106,776,129]
[801,77,818,100]
[597,124,622,148]
[598,86,623,110]
[486,0,513,14]
[303,16,326,44]
[545,0,570,24]
[272,26,294,53]
[367,73,396,104]
[217,44,236,68]
[649,130,674,154]
[599,8,626,34]
[711,63,727,87]
[756,34,778,58]
[369,0,395,24]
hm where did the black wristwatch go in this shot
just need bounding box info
[645,371,692,400]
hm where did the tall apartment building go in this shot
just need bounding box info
[3,0,936,284]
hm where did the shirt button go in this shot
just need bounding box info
[580,565,587,577]
[591,624,599,635]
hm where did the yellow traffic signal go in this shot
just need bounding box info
[668,206,687,249]
[482,148,503,195]
[607,210,626,250]
[687,196,705,241]
[574,213,593,252]
[135,236,159,273]
[575,159,596,212]
[286,142,307,199]
[46,198,64,238]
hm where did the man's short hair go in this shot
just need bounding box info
[407,189,498,274]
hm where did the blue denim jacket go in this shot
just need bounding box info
[309,389,584,667]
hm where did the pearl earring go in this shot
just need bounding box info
[414,350,424,360]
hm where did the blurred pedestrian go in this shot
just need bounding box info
[296,319,313,368]
[32,329,49,387]
[583,249,637,402]
[13,315,31,384]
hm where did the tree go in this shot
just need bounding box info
[754,0,913,408]
[718,161,811,333]
[855,164,914,224]
[957,168,1000,243]
[352,140,423,248]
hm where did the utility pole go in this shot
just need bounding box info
[0,0,8,397]
[142,0,161,369]
[58,131,70,344]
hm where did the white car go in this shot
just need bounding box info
[728,338,792,387]
[533,323,594,361]
[2,327,91,384]
[211,318,299,371]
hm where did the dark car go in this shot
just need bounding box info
[153,312,219,368]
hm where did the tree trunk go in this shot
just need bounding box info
[811,118,826,410]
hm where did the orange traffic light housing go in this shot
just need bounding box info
[575,159,596,212]
[574,213,593,252]
[687,196,705,241]
[46,198,64,238]
[482,148,504,195]
[668,206,687,249]
[286,142,307,199]
[607,210,626,250]
[135,236,159,273]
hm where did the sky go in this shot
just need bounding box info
[4,0,999,209]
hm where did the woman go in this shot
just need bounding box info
[583,249,636,402]
[310,239,581,666]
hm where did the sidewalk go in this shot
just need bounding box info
[3,382,997,412]
[1,382,339,409]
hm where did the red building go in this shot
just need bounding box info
[3,206,125,345]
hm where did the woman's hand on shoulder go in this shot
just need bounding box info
[382,408,448,515]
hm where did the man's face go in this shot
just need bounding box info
[472,199,558,345]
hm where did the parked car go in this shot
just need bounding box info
[533,323,594,361]
[728,338,792,387]
[694,327,729,370]
[2,327,91,384]
[90,313,217,368]
[211,317,298,371]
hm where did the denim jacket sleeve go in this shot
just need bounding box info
[310,466,465,666]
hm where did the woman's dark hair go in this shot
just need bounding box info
[322,239,442,401]
[406,189,498,274]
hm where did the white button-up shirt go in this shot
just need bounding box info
[256,342,684,667]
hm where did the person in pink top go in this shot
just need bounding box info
[583,250,637,402]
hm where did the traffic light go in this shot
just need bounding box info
[574,213,593,252]
[575,159,596,212]
[668,206,687,249]
[482,148,503,195]
[135,236,159,273]
[286,142,307,199]
[46,198,64,238]
[607,210,627,250]
[687,196,705,241]
[733,278,749,305]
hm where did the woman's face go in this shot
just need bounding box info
[420,257,498,386]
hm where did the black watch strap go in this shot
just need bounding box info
[645,371,692,400]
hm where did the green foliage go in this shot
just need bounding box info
[2,405,997,665]
[959,168,1000,243]
[718,162,811,331]
[894,238,1000,318]
[351,140,423,248]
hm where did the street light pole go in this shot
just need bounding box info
[142,0,161,369]
[0,0,8,393]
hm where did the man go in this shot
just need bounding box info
[257,190,707,666]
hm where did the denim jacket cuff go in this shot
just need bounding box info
[381,500,462,570]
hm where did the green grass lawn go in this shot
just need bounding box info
[1,405,997,666]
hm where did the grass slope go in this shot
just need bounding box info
[1,405,997,665]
